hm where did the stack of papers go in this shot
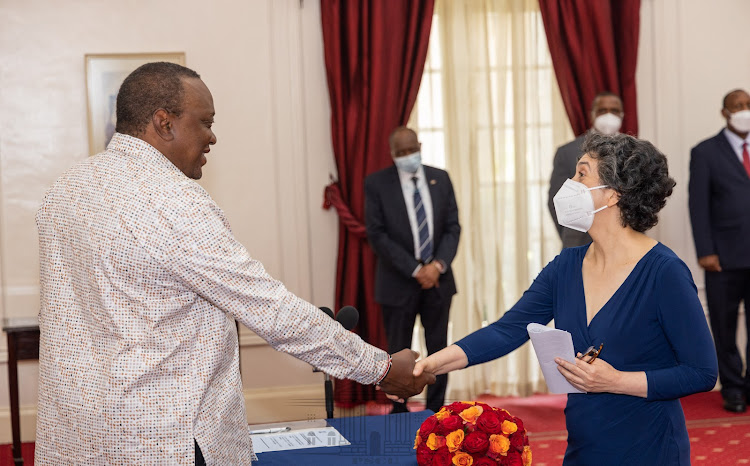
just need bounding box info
[251,426,350,453]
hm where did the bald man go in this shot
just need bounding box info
[365,127,461,413]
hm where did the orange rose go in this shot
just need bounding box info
[414,431,421,449]
[435,408,451,421]
[445,429,465,453]
[488,434,510,456]
[522,445,532,465]
[459,405,484,424]
[501,420,518,435]
[452,452,474,466]
[426,433,447,451]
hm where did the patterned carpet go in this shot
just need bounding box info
[3,391,749,465]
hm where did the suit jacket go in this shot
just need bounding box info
[688,130,750,270]
[547,134,592,248]
[365,165,461,306]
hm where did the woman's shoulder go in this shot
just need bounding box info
[646,242,695,283]
[555,243,591,263]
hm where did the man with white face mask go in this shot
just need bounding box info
[548,92,624,249]
[365,126,461,414]
[689,88,750,413]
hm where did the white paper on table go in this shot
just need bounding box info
[527,323,584,394]
[251,426,351,454]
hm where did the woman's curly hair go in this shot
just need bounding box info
[580,133,676,232]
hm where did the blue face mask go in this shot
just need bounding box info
[393,151,422,173]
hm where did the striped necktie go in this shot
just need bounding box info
[742,142,750,178]
[412,176,433,262]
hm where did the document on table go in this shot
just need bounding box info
[527,323,584,394]
[251,426,351,453]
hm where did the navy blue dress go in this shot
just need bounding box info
[455,243,718,465]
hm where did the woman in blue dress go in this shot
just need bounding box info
[413,133,718,465]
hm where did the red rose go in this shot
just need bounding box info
[463,431,490,455]
[474,458,498,466]
[416,443,434,466]
[500,451,523,466]
[476,410,502,434]
[446,402,473,414]
[509,431,527,452]
[420,416,440,440]
[511,417,524,432]
[495,409,512,422]
[436,415,464,435]
[432,446,452,466]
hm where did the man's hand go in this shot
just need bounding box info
[415,263,440,289]
[378,349,436,400]
[698,254,722,272]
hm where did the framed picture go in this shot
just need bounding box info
[85,52,185,155]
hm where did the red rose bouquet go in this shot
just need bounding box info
[415,401,532,466]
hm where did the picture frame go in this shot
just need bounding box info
[85,52,186,155]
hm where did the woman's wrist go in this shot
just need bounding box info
[432,344,469,375]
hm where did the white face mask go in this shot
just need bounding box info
[393,151,422,173]
[593,113,622,136]
[553,179,609,233]
[729,109,750,133]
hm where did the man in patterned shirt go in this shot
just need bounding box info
[35,62,434,465]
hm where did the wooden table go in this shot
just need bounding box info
[3,317,39,466]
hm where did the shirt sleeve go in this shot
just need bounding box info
[130,184,389,385]
[645,258,718,400]
[455,256,557,366]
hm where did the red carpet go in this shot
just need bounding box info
[3,391,749,465]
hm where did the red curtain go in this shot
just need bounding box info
[320,0,434,407]
[539,0,641,136]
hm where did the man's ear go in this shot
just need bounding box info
[152,109,174,141]
[721,108,730,120]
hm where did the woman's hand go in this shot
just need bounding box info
[555,354,648,397]
[555,355,621,393]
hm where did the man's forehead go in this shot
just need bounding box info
[393,130,418,145]
[182,78,214,110]
[727,91,750,104]
[595,96,622,109]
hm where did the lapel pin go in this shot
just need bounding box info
[430,179,437,185]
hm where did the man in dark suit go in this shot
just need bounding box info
[548,92,623,248]
[689,88,750,413]
[365,126,461,413]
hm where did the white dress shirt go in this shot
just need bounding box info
[723,127,750,163]
[35,133,389,465]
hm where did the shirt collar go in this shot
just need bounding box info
[396,164,426,185]
[723,127,750,149]
[106,132,187,177]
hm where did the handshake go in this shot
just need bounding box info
[377,349,437,400]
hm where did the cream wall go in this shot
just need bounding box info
[0,0,748,444]
[638,0,748,357]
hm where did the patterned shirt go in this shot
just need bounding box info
[35,133,389,465]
